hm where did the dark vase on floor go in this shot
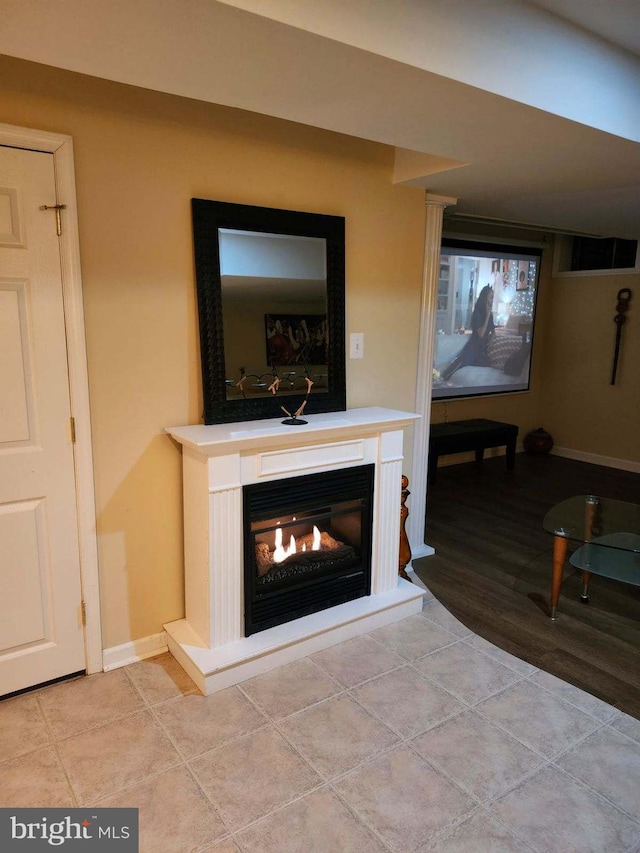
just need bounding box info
[523,427,554,455]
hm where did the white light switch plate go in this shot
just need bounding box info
[350,333,364,359]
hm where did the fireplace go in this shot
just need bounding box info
[244,465,374,635]
[164,408,424,695]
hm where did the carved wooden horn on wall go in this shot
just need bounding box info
[611,287,632,385]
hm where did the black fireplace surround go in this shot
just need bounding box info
[243,465,374,635]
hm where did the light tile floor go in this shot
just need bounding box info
[1,597,639,852]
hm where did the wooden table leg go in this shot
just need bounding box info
[550,533,568,620]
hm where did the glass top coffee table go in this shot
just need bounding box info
[543,495,640,619]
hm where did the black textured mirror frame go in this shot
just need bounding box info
[192,198,347,425]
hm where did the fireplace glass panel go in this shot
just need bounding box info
[243,465,374,635]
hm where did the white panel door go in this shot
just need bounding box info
[0,145,84,695]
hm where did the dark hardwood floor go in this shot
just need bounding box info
[412,452,640,719]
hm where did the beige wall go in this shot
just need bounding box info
[0,56,425,648]
[539,268,640,463]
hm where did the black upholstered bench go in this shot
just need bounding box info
[428,418,518,486]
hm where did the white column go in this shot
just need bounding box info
[209,486,244,646]
[371,430,404,593]
[184,450,244,648]
[409,192,457,559]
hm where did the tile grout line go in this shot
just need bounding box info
[403,737,486,809]
[235,673,349,723]
[308,640,406,687]
[325,781,399,853]
[406,659,525,708]
[521,670,624,723]
[25,705,155,751]
[460,636,540,676]
[346,679,467,742]
[469,701,604,765]
[227,780,337,844]
[476,803,541,853]
[419,610,477,642]
[364,621,463,660]
[417,804,486,849]
[604,720,640,747]
[86,762,192,808]
[150,702,273,765]
[550,759,640,826]
[34,692,81,808]
[0,694,58,764]
[0,709,149,760]
[460,642,539,673]
[405,728,551,813]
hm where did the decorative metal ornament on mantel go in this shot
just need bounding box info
[231,367,315,425]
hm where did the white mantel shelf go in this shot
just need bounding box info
[166,406,420,456]
[164,407,424,695]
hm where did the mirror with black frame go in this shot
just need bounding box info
[192,199,346,425]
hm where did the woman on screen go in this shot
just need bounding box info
[441,285,495,381]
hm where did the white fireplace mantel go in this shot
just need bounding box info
[164,407,424,695]
[166,406,420,457]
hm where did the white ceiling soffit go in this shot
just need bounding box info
[1,0,639,237]
[217,0,640,143]
[528,0,640,59]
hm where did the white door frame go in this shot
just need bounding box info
[0,122,102,675]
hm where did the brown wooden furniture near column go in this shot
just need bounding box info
[399,475,413,581]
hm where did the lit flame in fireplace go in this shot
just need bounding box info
[273,524,321,564]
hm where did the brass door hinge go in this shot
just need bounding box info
[81,600,87,626]
[69,417,76,443]
[40,203,67,236]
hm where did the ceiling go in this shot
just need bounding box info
[1,0,639,239]
[529,0,640,58]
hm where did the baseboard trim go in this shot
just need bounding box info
[432,442,638,475]
[551,446,640,474]
[102,632,168,671]
[411,543,436,559]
